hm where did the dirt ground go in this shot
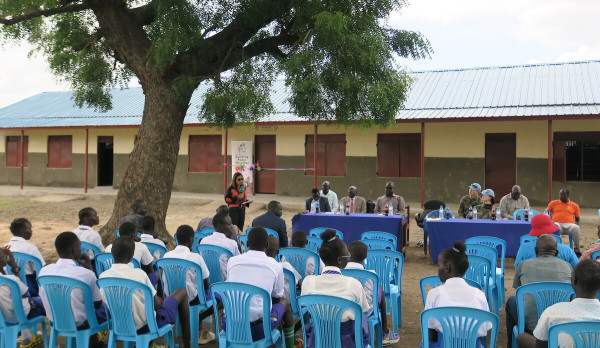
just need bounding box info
[0,194,598,348]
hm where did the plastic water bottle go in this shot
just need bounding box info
[544,209,549,216]
[496,207,501,219]
[310,201,316,213]
[315,201,320,213]
[444,206,451,219]
[389,202,394,215]
[473,206,478,220]
[439,205,444,218]
[468,206,473,219]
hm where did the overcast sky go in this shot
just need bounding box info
[1,0,599,108]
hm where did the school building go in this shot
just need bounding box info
[1,60,599,207]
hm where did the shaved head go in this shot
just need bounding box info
[535,234,558,256]
[266,235,280,258]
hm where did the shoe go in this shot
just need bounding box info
[97,329,109,342]
[19,334,43,348]
[574,248,582,258]
[382,328,399,346]
[294,334,303,348]
[416,239,424,248]
[198,329,215,344]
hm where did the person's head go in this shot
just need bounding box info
[348,186,357,199]
[322,181,330,195]
[268,201,283,217]
[559,188,570,203]
[216,205,229,215]
[0,248,9,271]
[175,225,195,248]
[318,229,350,268]
[481,188,495,204]
[511,185,522,200]
[111,236,135,264]
[231,172,244,188]
[140,216,155,234]
[78,207,99,226]
[248,227,268,251]
[311,188,320,201]
[266,236,280,258]
[348,241,368,264]
[9,218,32,240]
[529,214,559,236]
[55,231,81,259]
[437,241,470,282]
[131,199,148,215]
[534,234,559,257]
[385,181,395,197]
[291,230,308,248]
[468,183,481,198]
[212,213,232,237]
[118,222,137,239]
[572,259,600,297]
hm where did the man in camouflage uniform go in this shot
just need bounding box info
[458,183,483,218]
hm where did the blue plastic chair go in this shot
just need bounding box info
[361,231,398,249]
[466,236,507,305]
[420,307,498,348]
[520,234,562,246]
[548,320,600,348]
[306,236,323,253]
[238,234,249,253]
[283,268,300,319]
[94,253,140,276]
[362,239,395,250]
[156,258,213,348]
[142,242,167,261]
[37,275,105,348]
[191,231,212,250]
[278,247,321,279]
[365,249,404,334]
[465,244,500,314]
[6,251,43,285]
[464,255,494,313]
[115,230,141,238]
[209,282,283,348]
[81,241,102,259]
[97,277,175,348]
[591,250,600,261]
[513,209,540,220]
[308,227,344,240]
[341,268,382,348]
[199,227,216,235]
[297,294,367,348]
[0,276,48,348]
[419,275,483,307]
[423,210,455,255]
[196,245,233,283]
[245,227,280,239]
[511,281,575,348]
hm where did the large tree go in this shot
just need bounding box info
[0,0,431,245]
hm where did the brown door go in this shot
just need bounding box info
[255,135,276,193]
[485,133,516,198]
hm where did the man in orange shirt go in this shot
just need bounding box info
[546,188,581,255]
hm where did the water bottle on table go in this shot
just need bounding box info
[439,205,444,218]
[472,205,478,220]
[444,206,451,219]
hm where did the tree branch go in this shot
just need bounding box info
[73,29,104,52]
[129,1,156,26]
[0,3,89,25]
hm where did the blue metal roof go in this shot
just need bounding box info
[1,60,599,128]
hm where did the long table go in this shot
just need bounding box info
[291,212,408,253]
[426,218,542,263]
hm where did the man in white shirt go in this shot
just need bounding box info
[100,237,192,348]
[226,227,295,347]
[105,222,156,284]
[139,216,166,260]
[72,207,105,260]
[4,218,45,297]
[200,213,240,281]
[517,259,600,348]
[320,181,338,213]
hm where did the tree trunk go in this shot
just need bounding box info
[99,80,194,247]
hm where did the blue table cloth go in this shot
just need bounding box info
[291,213,407,251]
[427,218,535,263]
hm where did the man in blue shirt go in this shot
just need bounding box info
[252,200,288,247]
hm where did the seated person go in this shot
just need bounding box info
[305,188,331,213]
[0,247,45,347]
[458,183,483,218]
[197,205,242,243]
[38,232,106,348]
[105,222,156,284]
[346,241,398,345]
[340,186,367,214]
[478,189,495,219]
[579,226,600,260]
[72,207,105,261]
[516,259,600,348]
[266,235,301,302]
[514,215,579,269]
[139,216,166,261]
[226,227,295,347]
[320,181,339,213]
[199,213,240,280]
[499,185,530,220]
[4,218,46,297]
[423,241,491,348]
[99,237,191,348]
[117,199,151,237]
[301,230,371,348]
[252,201,288,247]
[375,182,406,215]
[547,189,581,254]
[291,230,324,276]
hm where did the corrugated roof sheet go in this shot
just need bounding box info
[1,60,600,128]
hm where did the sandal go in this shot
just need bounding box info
[19,334,43,348]
[97,329,109,342]
[382,328,399,346]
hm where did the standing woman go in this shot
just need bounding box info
[225,172,248,231]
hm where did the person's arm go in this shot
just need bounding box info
[398,197,406,215]
[279,222,288,248]
[305,199,311,211]
[374,198,381,213]
[458,197,466,218]
[225,187,237,204]
[78,253,93,271]
[500,197,512,220]
[203,279,210,290]
[534,339,548,348]
[513,263,523,288]
[575,204,580,225]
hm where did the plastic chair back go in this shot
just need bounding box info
[0,276,35,327]
[6,251,43,284]
[278,247,321,279]
[340,269,380,321]
[420,307,498,348]
[466,243,498,271]
[199,227,216,235]
[238,234,249,253]
[283,268,300,318]
[362,239,395,250]
[548,320,600,348]
[142,242,167,260]
[465,236,506,273]
[209,282,282,347]
[513,209,540,220]
[196,245,233,283]
[464,255,493,294]
[80,241,102,259]
[156,258,209,304]
[364,249,404,294]
[591,250,600,261]
[361,231,398,248]
[419,275,483,307]
[245,227,279,239]
[306,236,323,253]
[94,253,140,276]
[520,235,538,246]
[192,231,211,251]
[115,230,141,238]
[308,227,344,241]
[298,294,367,348]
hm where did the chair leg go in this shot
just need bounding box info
[48,329,58,348]
[107,332,117,348]
[3,327,19,348]
[76,331,90,348]
[40,322,48,348]
[190,309,200,348]
[423,231,428,255]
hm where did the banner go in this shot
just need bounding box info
[231,141,254,195]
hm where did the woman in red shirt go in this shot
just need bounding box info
[225,172,248,230]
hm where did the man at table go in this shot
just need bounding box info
[252,201,288,247]
[320,181,338,213]
[499,185,530,220]
[340,186,366,214]
[305,188,331,213]
[547,188,581,255]
[458,183,483,218]
[375,181,406,215]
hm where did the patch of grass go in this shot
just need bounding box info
[0,199,33,208]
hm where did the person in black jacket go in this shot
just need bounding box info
[305,188,331,213]
[252,201,288,247]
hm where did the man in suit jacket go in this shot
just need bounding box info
[340,186,367,214]
[251,200,288,247]
[305,188,331,212]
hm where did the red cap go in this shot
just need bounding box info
[529,214,559,236]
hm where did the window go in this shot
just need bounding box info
[47,136,72,168]
[377,133,421,177]
[5,136,28,167]
[189,135,222,172]
[305,134,346,176]
[553,132,600,182]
